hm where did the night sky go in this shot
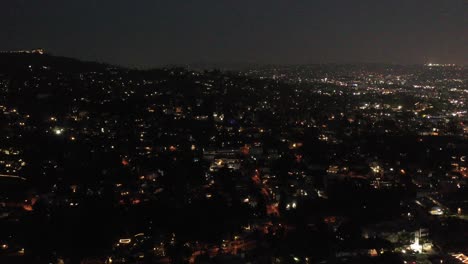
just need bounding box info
[2,0,467,67]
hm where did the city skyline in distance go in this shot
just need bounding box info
[0,48,464,71]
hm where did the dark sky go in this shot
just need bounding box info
[2,0,467,67]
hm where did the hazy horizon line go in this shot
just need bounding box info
[2,49,465,70]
